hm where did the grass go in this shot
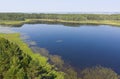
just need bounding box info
[0,20,24,26]
[1,19,120,26]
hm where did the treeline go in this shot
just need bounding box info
[0,13,120,21]
[0,38,64,79]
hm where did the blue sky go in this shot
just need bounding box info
[0,0,119,12]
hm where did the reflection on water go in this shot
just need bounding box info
[1,24,120,73]
[0,26,16,33]
[56,40,63,43]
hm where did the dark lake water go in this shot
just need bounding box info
[1,24,120,73]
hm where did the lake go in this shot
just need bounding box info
[1,24,120,73]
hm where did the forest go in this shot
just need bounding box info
[0,13,120,21]
[0,13,120,26]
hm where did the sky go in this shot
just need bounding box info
[0,0,120,13]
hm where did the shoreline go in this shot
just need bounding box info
[1,19,120,27]
[0,33,119,79]
[0,33,47,59]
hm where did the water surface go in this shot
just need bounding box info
[1,24,120,73]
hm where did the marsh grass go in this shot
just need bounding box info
[1,19,120,26]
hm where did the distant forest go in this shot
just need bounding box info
[0,13,120,21]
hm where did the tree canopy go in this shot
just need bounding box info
[0,13,120,21]
[0,37,64,79]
